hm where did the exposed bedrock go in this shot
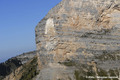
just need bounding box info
[35,0,120,80]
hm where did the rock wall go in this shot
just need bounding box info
[35,0,120,80]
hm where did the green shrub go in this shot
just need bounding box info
[59,60,76,66]
[74,70,88,80]
[20,57,39,80]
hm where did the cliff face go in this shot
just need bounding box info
[36,0,120,58]
[35,0,120,80]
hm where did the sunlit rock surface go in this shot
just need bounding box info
[35,0,120,80]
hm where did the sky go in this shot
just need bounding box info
[0,0,61,63]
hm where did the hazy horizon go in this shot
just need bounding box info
[0,0,61,63]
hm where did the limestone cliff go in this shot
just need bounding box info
[35,0,120,80]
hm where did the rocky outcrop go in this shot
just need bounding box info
[35,0,120,80]
[16,51,37,64]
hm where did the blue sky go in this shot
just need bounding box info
[0,0,61,62]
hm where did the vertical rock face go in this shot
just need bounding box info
[35,0,120,80]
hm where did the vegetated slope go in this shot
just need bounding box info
[0,58,22,80]
[3,56,39,80]
[0,51,36,80]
